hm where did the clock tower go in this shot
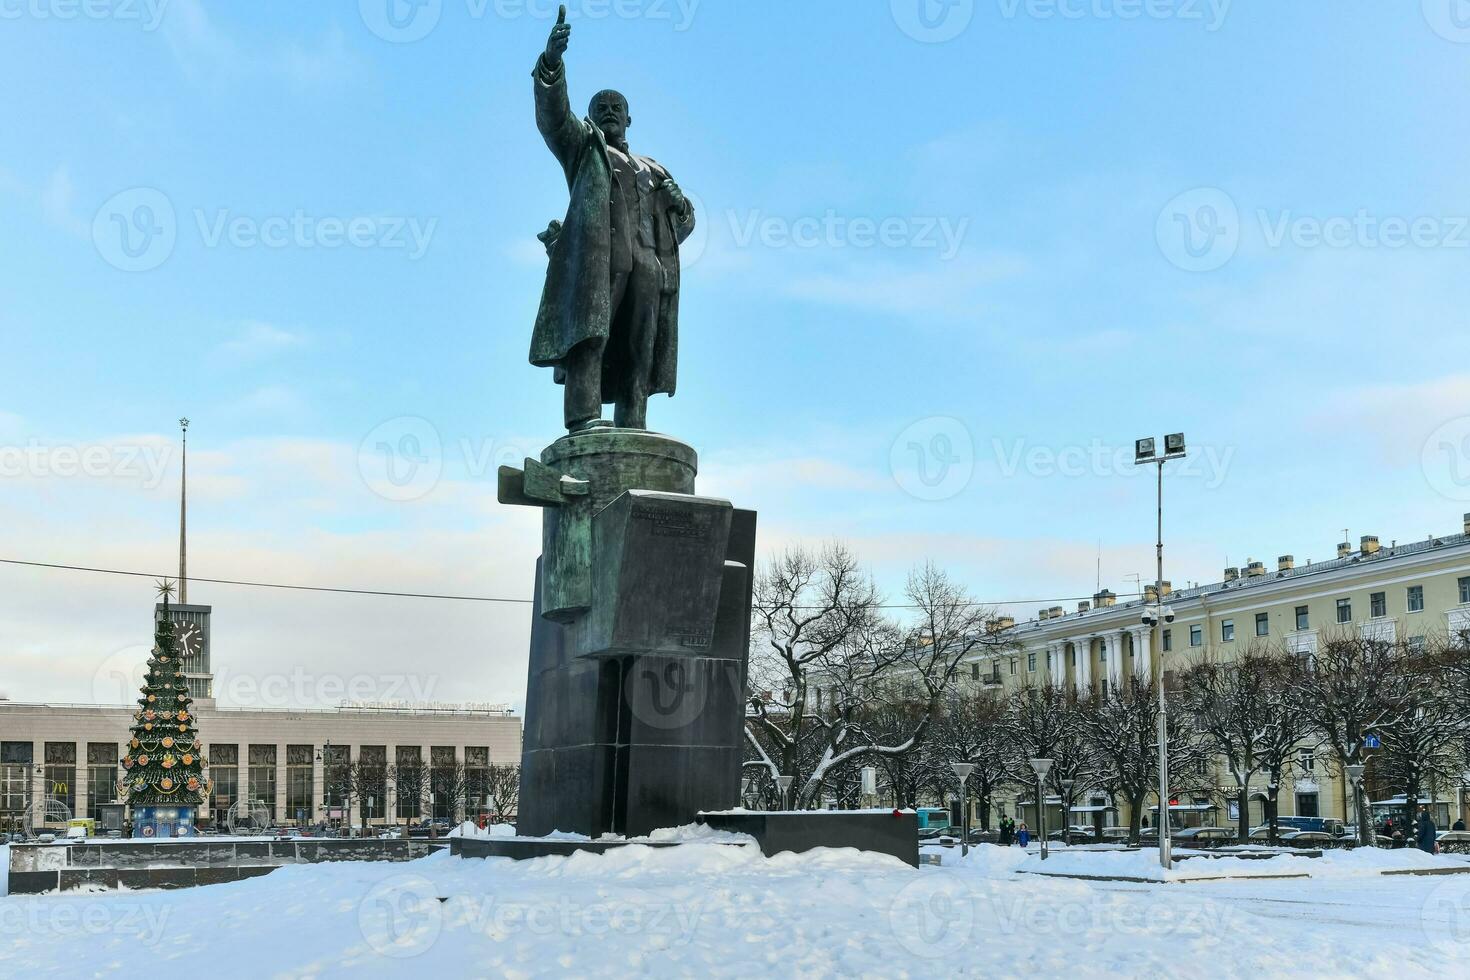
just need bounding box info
[155,418,215,704]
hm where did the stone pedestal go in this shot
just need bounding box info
[502,429,756,839]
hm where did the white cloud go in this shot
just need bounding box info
[211,321,307,364]
[40,166,86,239]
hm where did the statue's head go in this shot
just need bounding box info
[589,90,631,142]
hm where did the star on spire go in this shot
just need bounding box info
[155,579,177,605]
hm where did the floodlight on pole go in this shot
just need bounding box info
[1134,431,1186,870]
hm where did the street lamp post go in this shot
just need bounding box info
[1346,764,1366,846]
[1135,432,1187,870]
[1030,758,1053,860]
[951,763,975,858]
[1060,778,1075,847]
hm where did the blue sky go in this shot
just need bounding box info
[4,0,1470,708]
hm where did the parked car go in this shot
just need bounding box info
[1437,830,1470,853]
[1173,826,1236,846]
[1279,830,1335,846]
[1047,826,1097,842]
[1099,827,1132,842]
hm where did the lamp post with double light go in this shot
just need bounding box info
[1134,432,1187,870]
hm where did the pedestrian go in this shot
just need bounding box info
[1417,807,1438,854]
[1018,822,1030,848]
[998,817,1010,847]
[1454,817,1466,832]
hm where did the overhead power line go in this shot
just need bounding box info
[0,557,1143,610]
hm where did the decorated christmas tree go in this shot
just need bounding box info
[121,581,210,837]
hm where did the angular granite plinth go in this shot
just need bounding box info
[506,429,757,840]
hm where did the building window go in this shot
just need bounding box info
[248,744,277,813]
[286,745,314,826]
[1189,625,1202,647]
[1255,612,1269,637]
[86,743,118,822]
[1221,619,1235,643]
[1370,592,1386,619]
[464,747,490,820]
[430,746,459,821]
[1162,629,1173,652]
[43,742,76,816]
[1,742,33,829]
[1009,658,1017,676]
[210,745,239,825]
[359,746,387,821]
[1408,585,1425,613]
[395,746,425,820]
[1295,605,1309,631]
[1295,792,1319,818]
[1409,635,1427,655]
[1027,651,1037,673]
[322,745,351,820]
[1298,749,1315,774]
[1336,598,1352,624]
[1460,576,1470,605]
[970,662,980,681]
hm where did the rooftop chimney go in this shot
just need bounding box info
[1245,561,1267,578]
[1077,600,1091,614]
[1223,566,1240,582]
[1093,589,1117,608]
[1144,584,1159,602]
[1048,605,1065,620]
[1463,513,1469,536]
[1159,580,1173,596]
[994,615,1015,631]
[1337,541,1353,559]
[1361,535,1381,556]
[1278,555,1295,573]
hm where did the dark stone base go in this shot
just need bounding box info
[517,504,757,840]
[450,836,682,861]
[6,838,445,894]
[697,811,920,868]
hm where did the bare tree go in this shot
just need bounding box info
[1253,657,1311,841]
[745,547,1007,808]
[1002,682,1102,841]
[928,690,1014,829]
[1178,648,1304,842]
[1374,637,1467,833]
[1291,633,1407,845]
[1080,676,1205,843]
[483,764,521,823]
[389,757,430,835]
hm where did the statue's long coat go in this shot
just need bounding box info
[530,59,693,403]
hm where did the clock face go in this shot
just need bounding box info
[174,622,202,659]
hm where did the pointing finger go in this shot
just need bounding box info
[557,5,567,25]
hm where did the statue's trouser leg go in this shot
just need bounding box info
[563,340,603,430]
[613,250,661,429]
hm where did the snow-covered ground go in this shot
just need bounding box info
[4,838,1470,976]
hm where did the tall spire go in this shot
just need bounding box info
[178,418,189,605]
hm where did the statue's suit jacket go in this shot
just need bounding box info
[530,56,695,403]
